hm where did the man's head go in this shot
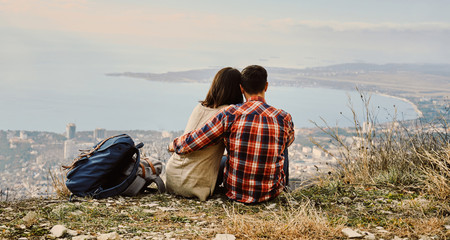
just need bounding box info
[241,65,268,95]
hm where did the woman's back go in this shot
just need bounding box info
[165,104,227,201]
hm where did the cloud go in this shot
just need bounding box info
[1,0,449,67]
[3,0,449,42]
[268,18,450,32]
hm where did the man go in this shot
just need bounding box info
[169,65,295,203]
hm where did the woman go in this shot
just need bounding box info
[165,67,243,201]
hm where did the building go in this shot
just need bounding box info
[94,128,106,141]
[66,123,76,139]
[20,131,28,139]
[64,139,92,160]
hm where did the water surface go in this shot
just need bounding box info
[0,66,418,132]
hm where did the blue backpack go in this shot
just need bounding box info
[64,134,165,199]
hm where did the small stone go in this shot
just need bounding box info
[72,235,94,240]
[341,228,364,238]
[50,225,68,238]
[360,231,376,240]
[143,209,156,214]
[18,237,28,240]
[4,207,13,211]
[444,225,450,230]
[214,234,236,240]
[375,227,389,233]
[419,236,432,240]
[196,221,208,226]
[39,223,50,227]
[120,210,128,215]
[380,210,393,214]
[392,236,407,240]
[71,210,84,216]
[67,229,78,236]
[266,203,277,210]
[144,202,159,208]
[22,211,38,227]
[97,232,120,240]
[157,207,178,211]
[51,205,66,215]
[164,232,174,238]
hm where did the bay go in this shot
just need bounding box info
[0,66,418,133]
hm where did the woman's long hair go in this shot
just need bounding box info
[200,67,243,108]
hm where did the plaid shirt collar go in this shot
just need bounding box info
[246,95,266,103]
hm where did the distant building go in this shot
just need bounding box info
[161,131,172,139]
[9,138,33,149]
[94,128,106,141]
[302,147,312,154]
[64,139,92,160]
[20,131,28,139]
[312,147,323,158]
[66,123,76,139]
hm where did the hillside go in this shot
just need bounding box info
[1,184,449,239]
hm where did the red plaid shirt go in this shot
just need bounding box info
[173,96,295,203]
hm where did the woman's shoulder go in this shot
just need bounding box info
[184,104,229,131]
[194,103,229,113]
[203,103,229,109]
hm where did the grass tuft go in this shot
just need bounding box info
[49,168,71,199]
[223,195,343,240]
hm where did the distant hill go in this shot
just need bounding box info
[306,63,450,77]
[107,63,450,98]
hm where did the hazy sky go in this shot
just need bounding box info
[1,0,450,72]
[1,0,446,131]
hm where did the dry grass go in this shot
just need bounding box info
[311,90,450,201]
[48,168,71,199]
[223,197,343,240]
[415,144,450,200]
[397,217,448,239]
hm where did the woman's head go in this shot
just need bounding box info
[201,67,243,108]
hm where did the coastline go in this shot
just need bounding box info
[373,91,424,118]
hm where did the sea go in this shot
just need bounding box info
[0,65,419,133]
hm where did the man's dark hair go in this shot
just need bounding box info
[241,65,267,95]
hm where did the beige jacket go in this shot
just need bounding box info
[165,104,227,201]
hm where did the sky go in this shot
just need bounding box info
[1,0,448,131]
[1,0,450,72]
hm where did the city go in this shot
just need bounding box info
[0,122,350,200]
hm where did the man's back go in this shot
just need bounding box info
[221,96,294,203]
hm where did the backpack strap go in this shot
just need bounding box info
[93,146,142,199]
[141,157,166,193]
[143,157,157,175]
[149,176,166,193]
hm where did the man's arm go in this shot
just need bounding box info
[285,114,295,147]
[170,111,227,155]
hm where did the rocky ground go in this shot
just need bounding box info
[1,183,449,239]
